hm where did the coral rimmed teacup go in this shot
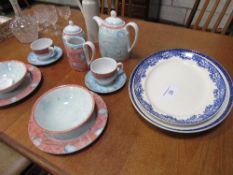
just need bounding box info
[32,85,95,137]
[30,38,55,60]
[90,57,124,86]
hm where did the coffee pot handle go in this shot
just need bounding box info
[83,41,96,65]
[125,22,139,53]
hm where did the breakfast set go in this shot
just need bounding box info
[1,4,233,155]
[0,10,139,154]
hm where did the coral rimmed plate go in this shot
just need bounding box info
[0,64,41,107]
[28,92,108,154]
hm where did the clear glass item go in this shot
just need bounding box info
[46,5,60,36]
[57,6,71,21]
[32,4,49,32]
[9,0,38,43]
[57,6,71,34]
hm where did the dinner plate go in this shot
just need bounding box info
[132,49,226,126]
[28,92,108,154]
[129,49,233,133]
[27,46,63,66]
[0,64,41,107]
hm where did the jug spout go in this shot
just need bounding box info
[93,16,103,27]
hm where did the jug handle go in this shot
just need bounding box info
[125,22,139,53]
[83,41,96,65]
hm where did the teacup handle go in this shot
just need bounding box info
[83,41,96,65]
[48,46,55,54]
[125,22,139,53]
[117,62,123,71]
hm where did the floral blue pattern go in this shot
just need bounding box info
[64,144,78,153]
[99,27,129,61]
[129,49,233,133]
[132,49,226,126]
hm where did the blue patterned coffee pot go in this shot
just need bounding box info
[93,10,139,61]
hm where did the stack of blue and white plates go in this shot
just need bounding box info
[129,49,233,133]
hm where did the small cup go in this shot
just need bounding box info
[90,57,123,86]
[64,36,95,71]
[30,38,55,60]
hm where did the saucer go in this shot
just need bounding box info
[27,46,63,66]
[28,92,108,154]
[85,70,127,94]
[0,64,42,107]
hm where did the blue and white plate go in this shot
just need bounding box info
[129,49,233,133]
[27,46,63,66]
[132,49,226,126]
[85,70,127,94]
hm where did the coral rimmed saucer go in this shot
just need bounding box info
[28,92,108,154]
[0,64,41,107]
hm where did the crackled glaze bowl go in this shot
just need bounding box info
[33,85,95,137]
[0,60,27,94]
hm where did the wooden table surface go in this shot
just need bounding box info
[0,9,233,175]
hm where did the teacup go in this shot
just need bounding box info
[33,85,95,140]
[64,36,95,71]
[90,57,123,86]
[30,38,55,61]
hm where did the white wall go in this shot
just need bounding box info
[149,0,233,29]
[35,0,232,29]
[35,0,78,6]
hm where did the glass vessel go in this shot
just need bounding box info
[9,0,38,43]
[57,6,71,21]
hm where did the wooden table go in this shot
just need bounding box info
[0,9,233,175]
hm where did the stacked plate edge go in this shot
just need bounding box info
[128,49,233,133]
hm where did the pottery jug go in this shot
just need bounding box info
[76,0,99,43]
[93,10,139,61]
[63,20,86,41]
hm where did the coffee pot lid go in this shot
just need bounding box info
[105,11,124,26]
[63,20,82,34]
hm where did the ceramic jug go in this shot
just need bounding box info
[63,20,86,41]
[76,0,99,43]
[93,10,139,61]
